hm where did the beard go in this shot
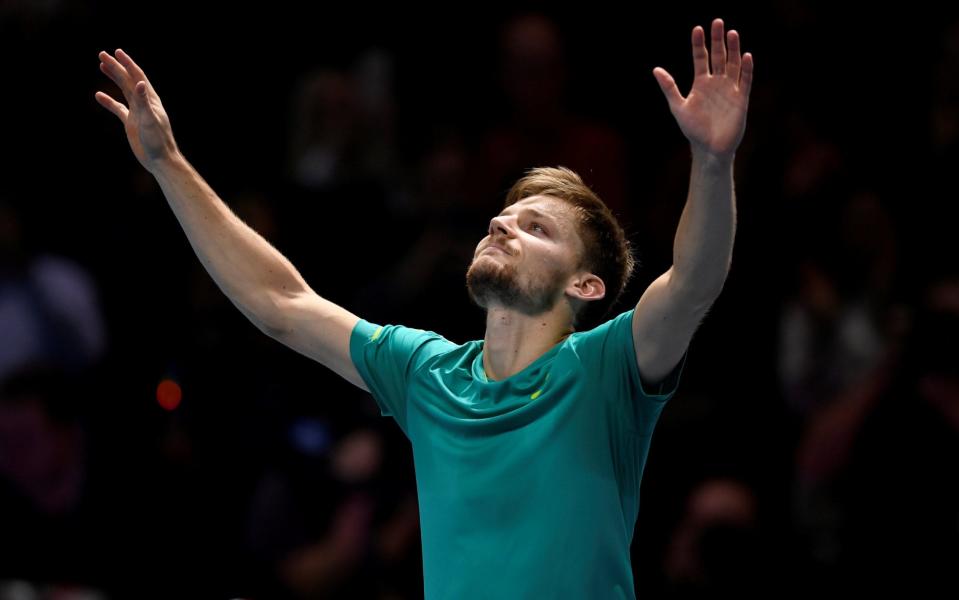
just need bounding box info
[465,253,565,316]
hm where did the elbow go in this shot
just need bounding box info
[239,289,293,338]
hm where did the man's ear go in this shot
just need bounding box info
[566,273,605,302]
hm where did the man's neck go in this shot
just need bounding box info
[482,304,573,381]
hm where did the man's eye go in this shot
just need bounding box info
[531,222,547,234]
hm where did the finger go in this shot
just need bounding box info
[652,67,684,110]
[115,48,152,91]
[711,18,726,76]
[94,91,129,122]
[741,52,754,99]
[691,25,708,78]
[98,51,133,98]
[727,30,742,84]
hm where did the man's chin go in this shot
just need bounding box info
[467,267,515,307]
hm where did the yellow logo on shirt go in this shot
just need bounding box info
[530,372,550,400]
[370,326,383,341]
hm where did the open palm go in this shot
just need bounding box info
[95,49,179,171]
[653,18,754,159]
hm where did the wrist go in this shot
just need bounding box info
[148,150,188,179]
[691,147,734,170]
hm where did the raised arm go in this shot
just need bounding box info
[95,49,368,392]
[632,18,753,386]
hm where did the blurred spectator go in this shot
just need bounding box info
[0,200,108,383]
[793,269,959,594]
[662,477,780,599]
[244,419,422,599]
[472,12,629,220]
[280,49,403,300]
[780,111,845,205]
[287,49,398,192]
[778,189,900,417]
[779,184,904,584]
[0,363,109,594]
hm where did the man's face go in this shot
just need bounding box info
[466,195,584,316]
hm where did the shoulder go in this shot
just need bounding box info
[351,319,464,363]
[566,309,635,360]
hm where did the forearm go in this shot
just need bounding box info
[151,153,310,332]
[671,149,737,303]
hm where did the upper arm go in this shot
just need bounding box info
[266,290,369,392]
[632,266,712,387]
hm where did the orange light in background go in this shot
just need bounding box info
[156,378,182,411]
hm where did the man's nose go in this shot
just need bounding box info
[489,215,512,237]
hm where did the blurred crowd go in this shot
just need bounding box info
[1,4,957,599]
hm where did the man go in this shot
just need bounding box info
[95,16,752,599]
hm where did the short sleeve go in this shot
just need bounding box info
[572,308,689,435]
[350,318,455,434]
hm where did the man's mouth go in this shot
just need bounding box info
[483,242,511,256]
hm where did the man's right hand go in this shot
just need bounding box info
[94,49,371,397]
[95,49,180,173]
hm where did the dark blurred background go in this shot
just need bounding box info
[1,2,958,598]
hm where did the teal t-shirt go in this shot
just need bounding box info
[350,308,687,599]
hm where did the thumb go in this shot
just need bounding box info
[134,80,156,115]
[652,67,683,110]
[135,80,150,102]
